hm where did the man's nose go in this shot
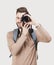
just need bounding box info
[18,19,21,23]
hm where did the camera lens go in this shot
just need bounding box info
[21,15,31,22]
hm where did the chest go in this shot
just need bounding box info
[23,35,35,48]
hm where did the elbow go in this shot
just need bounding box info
[46,36,52,43]
[11,50,18,56]
[11,47,18,56]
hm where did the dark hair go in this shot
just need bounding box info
[16,7,30,14]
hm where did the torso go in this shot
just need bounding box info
[12,32,37,65]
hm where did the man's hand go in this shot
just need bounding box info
[22,23,31,36]
[23,14,38,26]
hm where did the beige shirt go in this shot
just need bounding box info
[7,31,37,65]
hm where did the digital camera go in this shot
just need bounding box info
[21,15,31,26]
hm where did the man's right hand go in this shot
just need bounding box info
[22,23,31,36]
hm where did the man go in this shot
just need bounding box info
[7,7,51,65]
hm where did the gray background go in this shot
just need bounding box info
[0,0,54,65]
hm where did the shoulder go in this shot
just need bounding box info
[7,31,13,38]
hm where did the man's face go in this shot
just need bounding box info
[16,12,26,28]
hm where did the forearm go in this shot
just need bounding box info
[35,23,51,42]
[11,34,27,55]
[7,31,27,56]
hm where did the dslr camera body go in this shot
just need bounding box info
[21,15,31,26]
[21,14,34,35]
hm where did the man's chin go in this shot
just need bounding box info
[18,26,22,28]
[16,24,22,28]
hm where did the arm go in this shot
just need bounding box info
[34,23,52,42]
[23,14,52,43]
[7,31,27,56]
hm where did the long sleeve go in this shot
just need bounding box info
[7,31,27,56]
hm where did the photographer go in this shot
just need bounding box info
[7,7,51,65]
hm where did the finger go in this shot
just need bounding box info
[27,25,32,30]
[25,24,28,27]
[26,24,30,28]
[24,23,32,30]
[27,24,30,28]
[24,23,28,28]
[25,24,31,28]
[23,22,26,27]
[26,24,31,29]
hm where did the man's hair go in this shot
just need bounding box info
[16,7,30,14]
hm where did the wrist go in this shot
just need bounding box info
[35,23,41,29]
[22,32,26,37]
